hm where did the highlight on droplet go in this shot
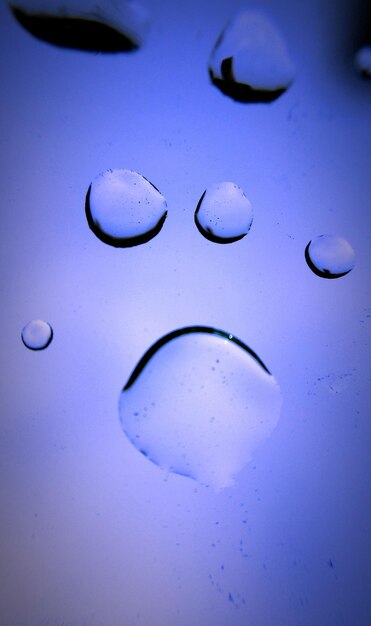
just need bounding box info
[208,8,295,102]
[21,319,53,350]
[305,234,355,279]
[194,182,253,243]
[119,326,282,490]
[8,0,150,52]
[85,168,168,247]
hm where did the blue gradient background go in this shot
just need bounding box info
[0,1,370,625]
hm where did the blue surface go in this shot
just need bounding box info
[0,1,370,625]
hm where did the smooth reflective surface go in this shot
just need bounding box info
[86,169,168,247]
[194,182,253,244]
[1,0,371,624]
[119,327,282,489]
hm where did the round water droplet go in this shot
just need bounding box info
[21,320,53,351]
[209,9,295,102]
[354,45,371,78]
[194,182,253,244]
[119,326,282,490]
[9,0,150,52]
[305,234,355,279]
[85,169,168,247]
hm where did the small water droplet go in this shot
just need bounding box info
[209,9,295,103]
[21,320,53,351]
[119,326,282,490]
[9,0,150,52]
[305,234,355,279]
[194,182,253,244]
[354,45,371,78]
[85,169,168,247]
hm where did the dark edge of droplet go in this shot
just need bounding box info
[209,65,287,103]
[194,190,247,244]
[304,242,350,279]
[10,7,139,52]
[85,184,168,248]
[221,56,235,81]
[141,175,162,195]
[21,323,53,351]
[123,326,271,392]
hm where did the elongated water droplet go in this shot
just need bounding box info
[194,182,253,244]
[21,319,53,350]
[119,327,282,490]
[85,169,168,247]
[305,234,355,279]
[209,9,295,102]
[354,45,371,78]
[9,0,150,52]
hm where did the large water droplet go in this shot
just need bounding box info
[9,0,150,52]
[194,182,253,244]
[209,9,295,103]
[354,45,371,78]
[119,327,282,490]
[85,169,168,247]
[305,234,355,279]
[21,319,53,350]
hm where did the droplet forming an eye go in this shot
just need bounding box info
[119,327,282,490]
[305,234,355,279]
[9,0,150,52]
[21,320,53,350]
[86,169,168,247]
[209,8,295,102]
[194,182,253,244]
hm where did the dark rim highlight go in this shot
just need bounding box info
[123,325,271,391]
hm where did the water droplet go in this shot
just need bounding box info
[21,320,53,351]
[9,0,150,52]
[209,9,295,102]
[305,234,355,279]
[119,326,282,490]
[194,182,253,244]
[85,169,168,247]
[354,45,371,78]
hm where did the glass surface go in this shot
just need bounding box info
[1,1,370,625]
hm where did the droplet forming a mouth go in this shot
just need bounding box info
[119,326,282,490]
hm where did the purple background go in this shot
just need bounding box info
[0,1,370,625]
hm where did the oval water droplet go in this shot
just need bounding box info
[9,0,150,52]
[209,9,295,102]
[305,234,355,279]
[21,319,53,350]
[354,45,371,78]
[194,182,253,244]
[85,169,168,247]
[119,327,282,490]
